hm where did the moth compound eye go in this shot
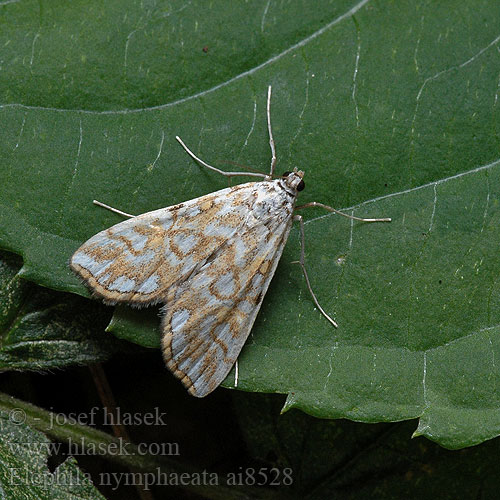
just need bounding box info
[282,171,291,178]
[297,179,305,191]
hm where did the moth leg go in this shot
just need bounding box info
[296,202,391,223]
[266,85,277,177]
[293,214,338,328]
[175,136,268,180]
[92,200,135,219]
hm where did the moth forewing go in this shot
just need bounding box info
[70,182,269,306]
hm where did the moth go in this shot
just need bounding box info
[70,87,390,397]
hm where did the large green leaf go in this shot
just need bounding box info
[1,0,500,449]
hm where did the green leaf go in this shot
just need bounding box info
[0,407,105,499]
[1,0,500,449]
[0,250,115,370]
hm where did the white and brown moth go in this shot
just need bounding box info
[70,87,390,397]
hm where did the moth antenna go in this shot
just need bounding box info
[176,136,268,180]
[267,85,277,178]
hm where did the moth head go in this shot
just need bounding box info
[281,168,305,192]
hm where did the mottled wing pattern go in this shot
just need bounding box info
[70,183,260,305]
[162,189,295,397]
